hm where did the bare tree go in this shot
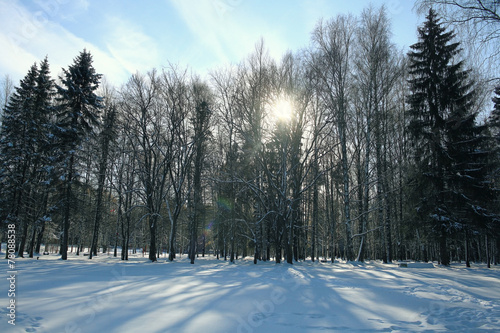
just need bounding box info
[210,65,248,262]
[354,6,400,263]
[120,70,168,262]
[416,0,500,81]
[232,40,274,264]
[416,1,499,34]
[89,93,117,259]
[0,74,14,123]
[112,129,137,260]
[159,66,194,262]
[312,15,356,261]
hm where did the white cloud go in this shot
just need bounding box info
[169,0,233,63]
[0,0,130,86]
[104,16,160,75]
[32,0,90,22]
[169,0,290,68]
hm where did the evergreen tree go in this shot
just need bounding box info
[55,50,102,260]
[487,85,500,265]
[491,86,500,140]
[0,64,38,257]
[407,9,479,265]
[189,86,212,264]
[446,95,497,267]
[27,57,56,258]
[0,58,56,258]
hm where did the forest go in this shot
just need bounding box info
[1,5,499,268]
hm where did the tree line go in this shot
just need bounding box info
[1,6,499,266]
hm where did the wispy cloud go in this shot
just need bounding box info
[169,0,236,64]
[32,0,90,22]
[0,0,130,85]
[169,0,291,68]
[104,16,160,75]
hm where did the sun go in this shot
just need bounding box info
[271,97,293,122]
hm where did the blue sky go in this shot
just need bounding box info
[0,0,422,86]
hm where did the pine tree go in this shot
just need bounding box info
[55,50,102,260]
[408,9,476,265]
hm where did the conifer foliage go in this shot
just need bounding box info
[0,58,55,258]
[491,86,500,139]
[55,50,103,260]
[408,9,495,265]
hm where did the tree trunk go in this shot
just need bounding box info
[169,220,177,261]
[18,214,29,258]
[440,228,450,266]
[465,228,470,267]
[149,215,157,262]
[341,140,353,261]
[486,234,490,268]
[28,222,37,258]
[61,153,74,261]
[312,179,318,263]
[35,219,45,255]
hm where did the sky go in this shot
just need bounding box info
[0,0,422,87]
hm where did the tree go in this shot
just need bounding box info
[157,66,193,262]
[416,0,500,81]
[0,58,55,258]
[0,64,38,257]
[89,102,117,259]
[210,65,240,262]
[112,122,138,261]
[121,70,168,262]
[27,57,56,258]
[0,74,14,123]
[312,14,356,261]
[488,85,500,265]
[230,41,274,264]
[416,1,499,41]
[353,5,399,263]
[271,52,319,264]
[407,9,480,265]
[189,81,212,264]
[446,98,496,267]
[55,50,103,260]
[490,85,500,139]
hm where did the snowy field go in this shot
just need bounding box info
[1,252,499,333]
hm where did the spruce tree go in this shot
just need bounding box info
[446,96,498,267]
[0,58,56,258]
[0,64,38,257]
[491,86,500,141]
[189,96,211,264]
[29,57,56,257]
[408,9,476,265]
[487,86,500,265]
[55,50,102,260]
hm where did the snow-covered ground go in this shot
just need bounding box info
[1,252,499,332]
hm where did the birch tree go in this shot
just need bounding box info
[312,15,356,261]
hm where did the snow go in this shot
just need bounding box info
[1,252,499,332]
